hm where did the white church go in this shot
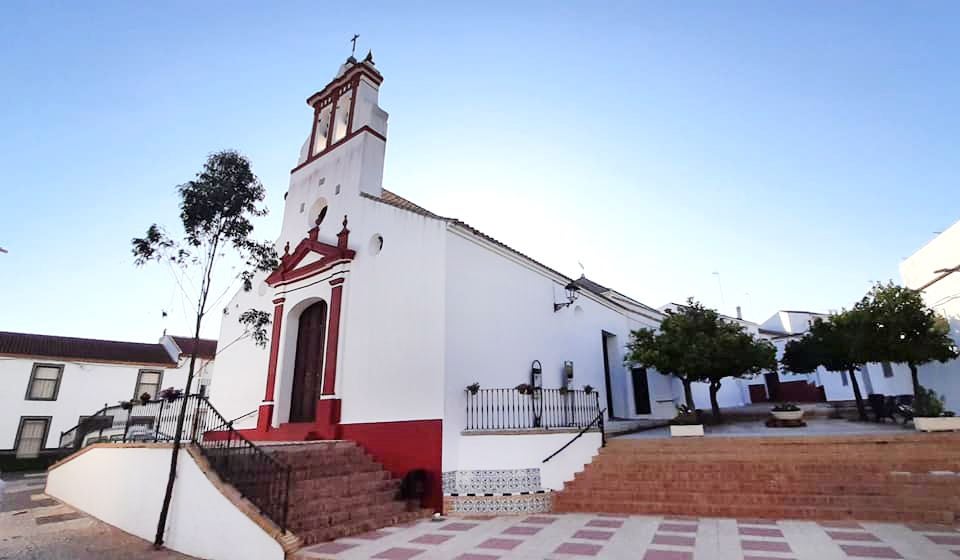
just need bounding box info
[210,52,676,513]
[38,53,960,560]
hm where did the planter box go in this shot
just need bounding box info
[670,424,704,437]
[771,410,804,421]
[914,416,960,432]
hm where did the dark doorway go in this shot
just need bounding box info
[764,372,782,403]
[289,301,327,423]
[631,367,651,414]
[601,332,615,418]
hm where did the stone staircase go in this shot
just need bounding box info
[553,433,960,523]
[263,441,430,545]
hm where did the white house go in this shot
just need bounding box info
[209,54,677,512]
[0,331,216,465]
[901,218,960,410]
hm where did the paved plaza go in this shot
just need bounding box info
[619,418,912,439]
[295,514,960,560]
[0,472,194,560]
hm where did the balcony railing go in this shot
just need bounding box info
[464,388,601,432]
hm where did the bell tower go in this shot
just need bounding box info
[291,51,388,197]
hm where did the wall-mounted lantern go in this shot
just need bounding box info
[531,360,543,427]
[553,281,581,312]
[563,361,574,387]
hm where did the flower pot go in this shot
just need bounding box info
[771,410,804,421]
[914,416,960,432]
[670,424,704,437]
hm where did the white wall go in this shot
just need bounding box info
[456,431,603,490]
[0,357,194,449]
[441,230,668,472]
[46,446,284,560]
[901,219,960,412]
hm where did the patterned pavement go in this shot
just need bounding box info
[295,514,960,560]
[0,471,194,560]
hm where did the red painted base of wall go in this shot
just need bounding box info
[206,408,443,512]
[341,419,443,513]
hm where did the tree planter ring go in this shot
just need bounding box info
[771,410,804,421]
[670,424,704,437]
[914,416,960,432]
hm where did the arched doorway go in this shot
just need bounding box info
[289,301,327,422]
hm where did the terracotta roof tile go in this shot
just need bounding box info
[0,331,176,366]
[170,336,218,360]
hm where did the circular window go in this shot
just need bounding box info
[369,234,384,255]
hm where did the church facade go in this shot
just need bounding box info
[211,54,675,511]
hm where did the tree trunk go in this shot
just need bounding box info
[848,367,867,421]
[909,363,920,399]
[709,380,722,423]
[154,319,201,548]
[681,377,695,410]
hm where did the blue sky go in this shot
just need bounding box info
[1,1,958,342]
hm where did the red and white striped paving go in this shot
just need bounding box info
[294,514,960,560]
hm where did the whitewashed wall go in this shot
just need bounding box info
[901,220,960,411]
[441,230,668,473]
[0,357,193,449]
[456,432,603,490]
[46,446,284,560]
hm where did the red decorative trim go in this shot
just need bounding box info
[321,283,343,395]
[341,419,443,512]
[329,278,345,286]
[256,403,273,432]
[266,217,355,287]
[271,297,285,305]
[262,300,285,402]
[290,126,386,174]
[305,64,382,107]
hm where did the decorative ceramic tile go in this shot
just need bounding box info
[442,469,542,494]
[445,493,552,515]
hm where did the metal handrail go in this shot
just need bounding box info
[542,403,606,464]
[57,395,291,533]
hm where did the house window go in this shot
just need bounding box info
[881,362,895,378]
[841,371,849,386]
[15,417,50,458]
[25,363,64,401]
[134,370,163,400]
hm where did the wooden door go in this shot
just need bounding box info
[289,301,327,423]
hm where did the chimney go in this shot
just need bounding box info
[736,306,743,320]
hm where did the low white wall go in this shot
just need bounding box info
[46,446,284,560]
[456,431,602,490]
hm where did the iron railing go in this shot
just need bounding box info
[542,407,606,463]
[59,395,291,533]
[465,388,601,431]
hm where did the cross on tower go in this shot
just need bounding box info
[350,34,359,56]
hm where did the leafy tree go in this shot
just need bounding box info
[625,299,775,421]
[782,308,874,421]
[706,327,777,421]
[131,150,278,547]
[862,282,958,398]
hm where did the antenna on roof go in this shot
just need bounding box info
[577,260,585,277]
